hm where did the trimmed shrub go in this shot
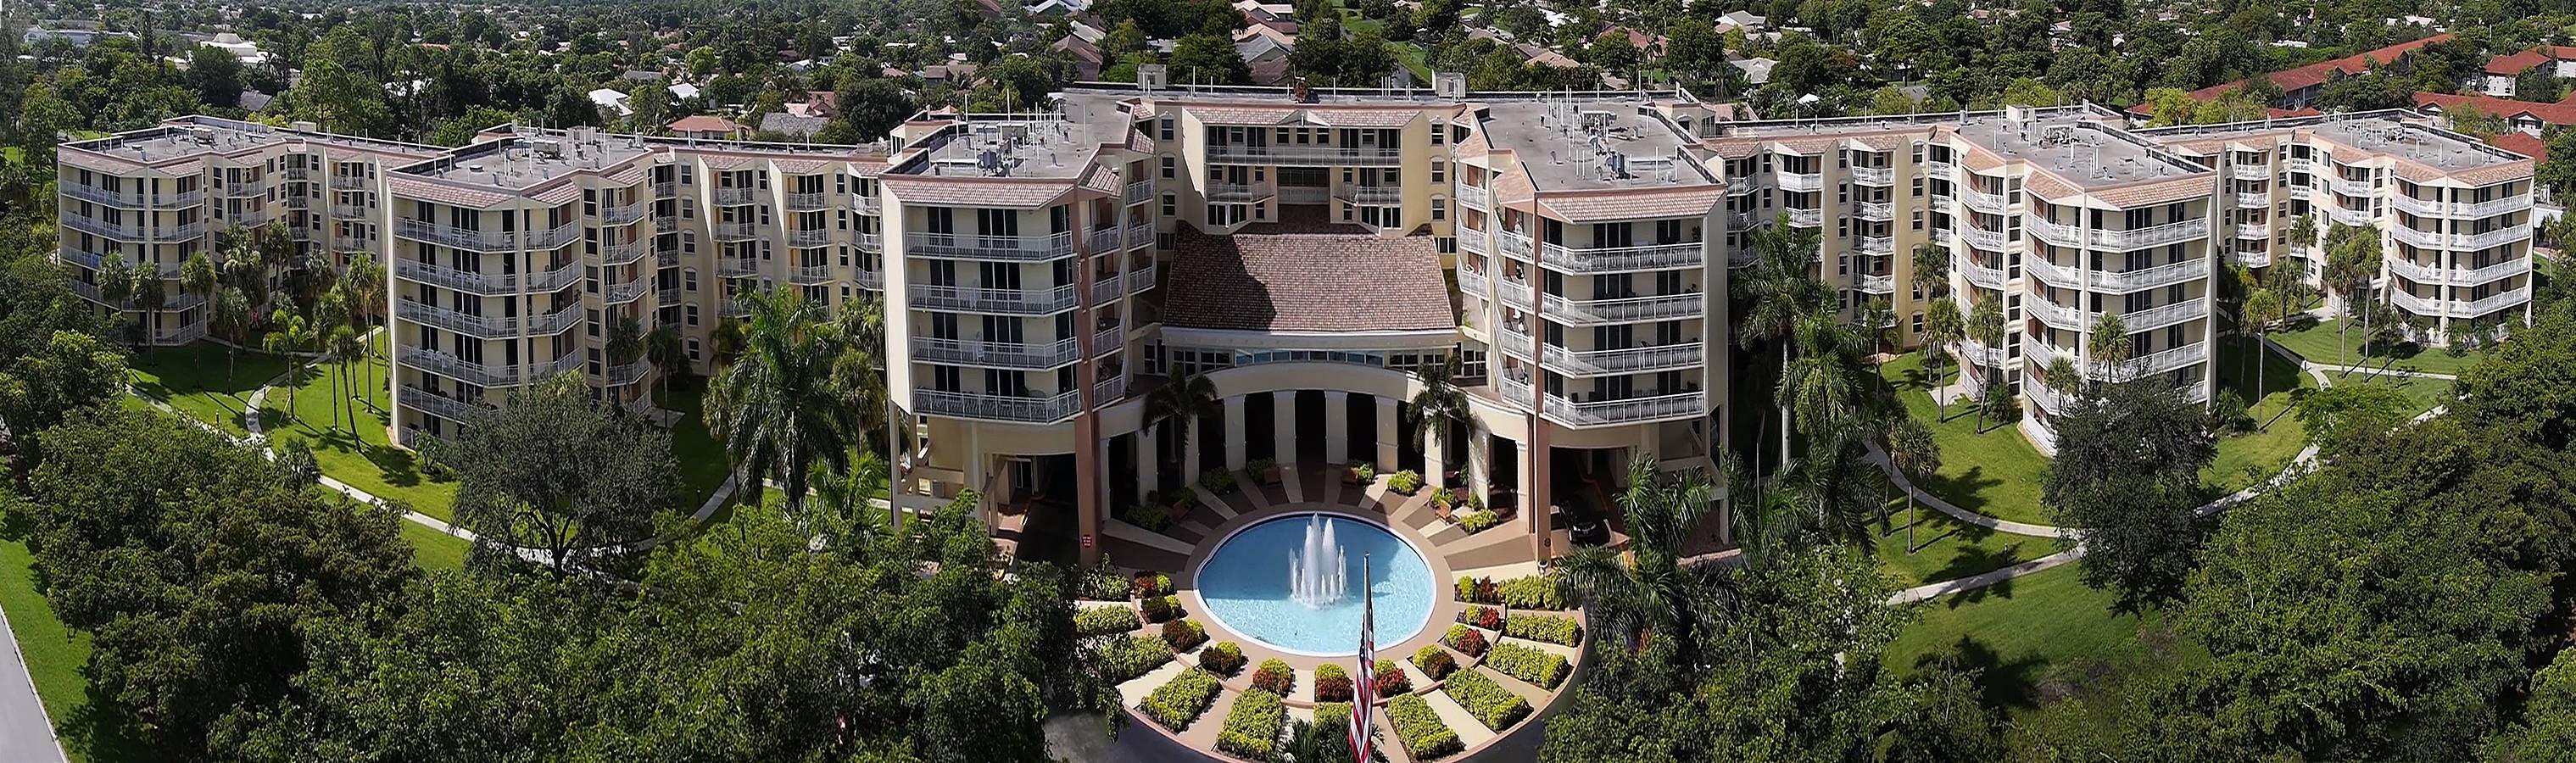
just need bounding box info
[1497,575,1566,610]
[1216,688,1287,759]
[1313,701,1352,739]
[1486,643,1570,688]
[1201,467,1237,493]
[1077,560,1129,600]
[1373,658,1412,694]
[1162,619,1208,651]
[1314,663,1353,702]
[1413,644,1457,680]
[1387,694,1463,759]
[1445,624,1488,658]
[1452,576,1499,604]
[1140,669,1223,730]
[1251,659,1296,696]
[1096,635,1174,684]
[1074,605,1140,638]
[1123,503,1170,531]
[1503,614,1582,646]
[1349,462,1375,482]
[1455,508,1497,533]
[1246,458,1277,476]
[1140,594,1182,623]
[1441,669,1531,731]
[1388,470,1423,495]
[1456,604,1502,630]
[1134,572,1173,598]
[1199,641,1246,676]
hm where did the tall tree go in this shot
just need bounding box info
[432,373,675,574]
[264,309,315,424]
[1965,296,2004,428]
[1141,368,1220,481]
[2043,377,2215,612]
[708,289,858,516]
[1922,297,1964,418]
[1883,415,1938,552]
[1734,220,1829,468]
[1409,354,1477,479]
[1555,454,1718,656]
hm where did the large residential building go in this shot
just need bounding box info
[53,86,2534,567]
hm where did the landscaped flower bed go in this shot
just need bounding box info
[1388,470,1423,495]
[1141,594,1183,623]
[1314,663,1353,702]
[1444,623,1488,658]
[1486,643,1569,688]
[1456,604,1502,629]
[1199,641,1246,676]
[1140,668,1223,730]
[1502,613,1581,646]
[1216,688,1286,759]
[1372,658,1411,694]
[1413,644,1457,680]
[1386,693,1462,759]
[1497,576,1566,610]
[1162,618,1208,651]
[1441,669,1531,732]
[1098,635,1174,683]
[1074,605,1139,638]
[1250,658,1296,695]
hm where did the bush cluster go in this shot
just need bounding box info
[1096,635,1174,684]
[1496,576,1565,610]
[1313,701,1352,739]
[1198,641,1246,676]
[1486,643,1569,688]
[1250,659,1296,695]
[1348,462,1375,482]
[1314,663,1353,702]
[1215,688,1286,759]
[1454,576,1498,604]
[1123,503,1170,531]
[1073,605,1140,638]
[1077,561,1129,601]
[1201,468,1237,493]
[1502,614,1581,646]
[1388,470,1423,494]
[1457,604,1502,629]
[1386,694,1462,759]
[1456,508,1498,533]
[1140,594,1183,623]
[1373,658,1412,695]
[1133,573,1174,598]
[1441,669,1531,731]
[1161,619,1208,651]
[1445,624,1488,657]
[1413,643,1457,680]
[1140,669,1222,730]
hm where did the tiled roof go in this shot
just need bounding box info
[2022,172,2075,202]
[1164,225,1454,334]
[880,176,1074,207]
[1536,187,1724,221]
[668,114,742,132]
[2086,176,2214,208]
[2486,47,2556,75]
[387,176,516,209]
[1306,109,1423,128]
[2127,33,2455,114]
[2490,131,2546,160]
[1079,164,1120,194]
[2413,91,2576,125]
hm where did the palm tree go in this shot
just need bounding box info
[181,251,218,354]
[2043,354,2080,393]
[2244,287,2283,409]
[264,309,315,425]
[2286,214,2319,265]
[215,287,253,379]
[644,323,686,403]
[1409,354,1476,479]
[1733,220,1829,470]
[831,295,890,458]
[606,315,644,383]
[1910,241,1949,300]
[1922,298,1964,418]
[1884,416,1938,553]
[1854,297,1895,356]
[343,253,385,404]
[708,315,749,367]
[1556,454,1720,657]
[709,289,858,518]
[1141,368,1220,484]
[130,265,165,352]
[1965,297,2004,429]
[97,257,135,343]
[2322,223,2378,370]
[1777,308,1871,448]
[329,323,365,434]
[2088,312,2133,382]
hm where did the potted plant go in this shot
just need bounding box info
[1346,462,1374,487]
[1430,487,1456,521]
[1248,458,1280,486]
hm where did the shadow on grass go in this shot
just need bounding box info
[1917,636,2047,713]
[58,681,153,763]
[1915,466,2004,516]
[1938,544,2025,607]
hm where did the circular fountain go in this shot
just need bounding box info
[1194,512,1436,657]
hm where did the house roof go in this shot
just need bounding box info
[1163,224,1453,334]
[2490,131,2545,160]
[756,113,831,136]
[2414,91,2576,125]
[2485,45,2576,75]
[2127,33,2454,115]
[667,114,743,132]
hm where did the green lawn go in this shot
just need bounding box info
[1330,0,1431,81]
[2349,371,2451,416]
[1880,353,2054,526]
[2267,316,2489,376]
[261,340,462,521]
[1872,501,2052,588]
[398,521,473,571]
[0,536,152,763]
[1887,565,2198,724]
[2204,334,2313,493]
[128,343,291,436]
[658,382,733,515]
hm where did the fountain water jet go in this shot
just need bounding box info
[1286,515,1348,608]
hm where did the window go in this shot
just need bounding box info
[1430,160,1447,184]
[686,337,700,361]
[1161,156,1176,179]
[1431,197,1447,220]
[1911,313,1924,334]
[1430,124,1446,146]
[683,268,698,291]
[1158,118,1174,141]
[685,304,700,326]
[1161,193,1177,217]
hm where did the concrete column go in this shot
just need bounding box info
[1274,392,1298,465]
[1182,418,1203,487]
[1323,392,1350,464]
[1224,396,1248,470]
[1524,431,1549,561]
[1468,430,1492,500]
[1140,424,1161,498]
[1374,397,1400,471]
[1425,426,1446,489]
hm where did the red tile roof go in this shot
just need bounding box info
[1163,224,1453,334]
[2127,33,2453,115]
[2490,131,2545,160]
[2487,48,2553,75]
[667,114,743,133]
[2413,91,2576,125]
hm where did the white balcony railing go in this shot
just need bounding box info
[2027,294,2085,330]
[2112,298,2209,333]
[601,202,649,226]
[1541,292,1703,325]
[1856,272,1896,293]
[2128,340,2209,376]
[603,273,650,304]
[784,192,829,211]
[1776,172,1823,192]
[1925,161,1954,179]
[712,222,757,242]
[787,228,832,248]
[2235,222,2268,240]
[714,187,757,205]
[1958,337,2010,367]
[1857,235,1893,255]
[1959,256,2007,289]
[393,219,578,252]
[2332,176,2376,197]
[2088,219,2208,250]
[853,194,881,215]
[604,359,654,387]
[913,389,1081,423]
[1849,166,1893,186]
[2392,193,2532,220]
[1786,208,1822,227]
[1339,185,1404,205]
[1854,201,1893,221]
[1536,241,1705,273]
[911,337,1080,369]
[716,256,760,278]
[1458,266,1489,296]
[1203,143,1405,165]
[2393,287,2533,318]
[1125,181,1154,205]
[393,259,582,294]
[1543,343,1703,376]
[2095,257,2210,292]
[906,231,1077,261]
[1961,187,2010,214]
[599,239,650,266]
[402,386,498,424]
[906,283,1079,315]
[2392,224,2531,251]
[1207,183,1270,203]
[1542,389,1706,426]
[1962,224,2007,251]
[2235,191,2270,209]
[395,300,582,337]
[1458,185,1491,210]
[790,264,834,284]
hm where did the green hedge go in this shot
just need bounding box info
[1502,613,1581,646]
[1314,701,1352,740]
[1442,669,1531,732]
[1216,688,1287,759]
[1162,619,1208,650]
[1251,658,1296,695]
[1413,643,1456,680]
[1140,669,1223,730]
[1486,643,1569,688]
[1497,575,1565,610]
[1314,662,1353,702]
[1387,693,1463,759]
[1388,470,1423,495]
[1097,635,1173,684]
[1200,641,1246,676]
[1141,594,1183,623]
[1074,605,1140,638]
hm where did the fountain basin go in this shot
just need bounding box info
[1194,512,1436,657]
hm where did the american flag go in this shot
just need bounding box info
[1350,554,1375,761]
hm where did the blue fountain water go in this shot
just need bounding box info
[1195,513,1435,656]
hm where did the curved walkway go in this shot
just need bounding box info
[1876,340,2334,604]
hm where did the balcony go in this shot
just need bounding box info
[907,283,1079,315]
[1458,228,1489,254]
[1535,241,1704,274]
[1458,266,1489,296]
[911,337,1080,369]
[2393,287,2532,319]
[1959,337,2010,367]
[658,287,680,304]
[913,389,1081,423]
[603,272,650,304]
[1338,185,1404,205]
[719,298,749,317]
[1458,185,1491,209]
[2392,224,2530,251]
[2128,341,2209,376]
[1727,213,1756,232]
[1124,219,1153,247]
[2094,257,2209,292]
[1961,187,2010,214]
[332,176,369,191]
[2289,186,2313,201]
[1127,263,1157,293]
[856,231,884,251]
[2283,159,2314,173]
[1962,223,2007,251]
[600,202,649,226]
[1925,161,1954,179]
[604,360,653,387]
[1544,343,1704,376]
[221,181,265,198]
[1540,292,1703,325]
[1203,143,1405,166]
[853,268,883,289]
[1086,227,1123,254]
[60,185,160,208]
[906,231,1076,261]
[1207,183,1271,203]
[656,248,679,269]
[1852,166,1894,186]
[2236,191,2270,209]
[2026,216,2079,247]
[714,187,757,206]
[402,348,582,387]
[2027,293,2085,330]
[717,256,760,277]
[790,264,833,284]
[1857,235,1893,255]
[330,203,369,220]
[393,219,579,252]
[1090,275,1122,304]
[2392,194,2532,219]
[787,228,832,248]
[2331,177,2375,197]
[2233,248,2273,268]
[784,192,830,211]
[1856,272,1896,293]
[599,239,650,266]
[1125,180,1153,205]
[652,181,678,198]
[1095,375,1128,404]
[395,300,582,337]
[2088,219,2207,250]
[63,215,191,242]
[1786,208,1822,227]
[854,194,881,215]
[2110,298,2209,333]
[2392,255,2529,286]
[712,222,757,242]
[2235,222,2268,240]
[393,258,582,295]
[1959,256,2007,290]
[402,387,497,424]
[1543,388,1705,426]
[1855,200,1893,221]
[1776,172,1823,192]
